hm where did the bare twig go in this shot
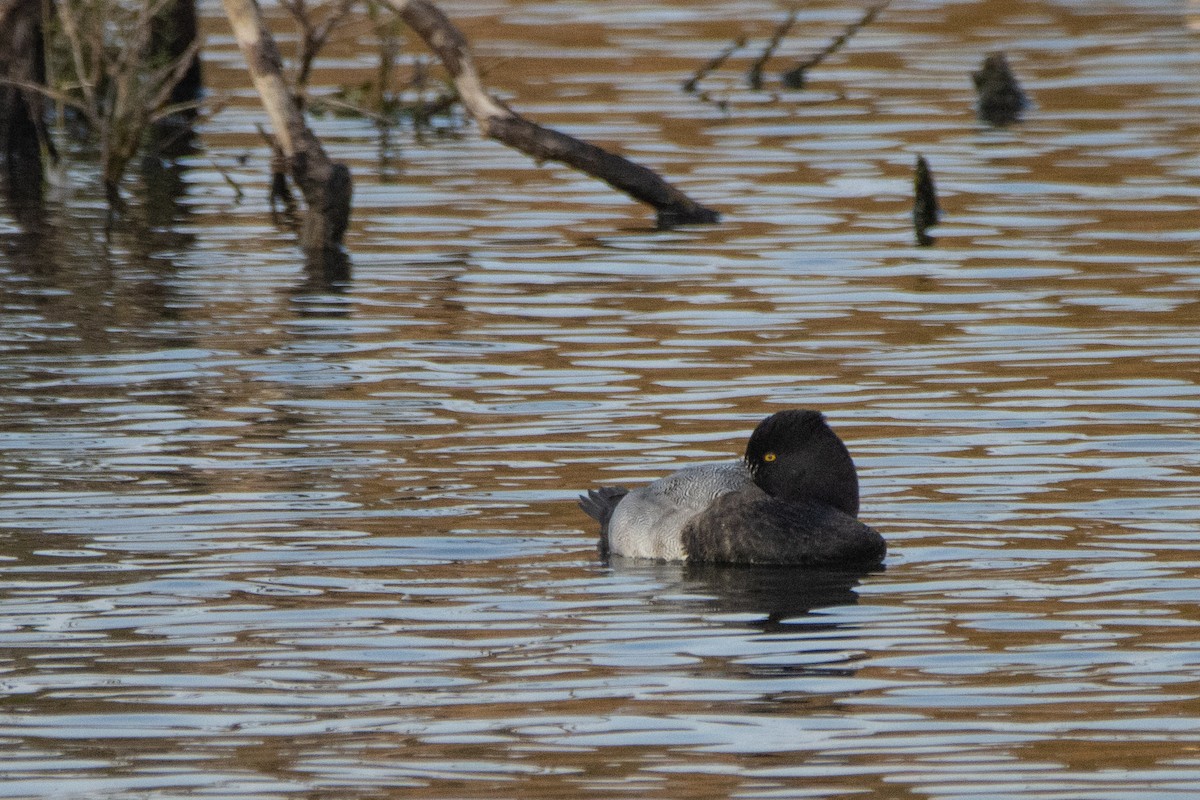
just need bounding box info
[278,0,359,92]
[781,0,891,89]
[50,0,98,114]
[0,71,204,128]
[311,93,393,124]
[747,8,797,90]
[43,0,207,200]
[146,38,204,113]
[255,122,296,218]
[683,36,746,93]
[211,157,246,201]
[369,3,403,112]
[0,76,91,116]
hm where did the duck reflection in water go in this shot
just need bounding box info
[613,559,881,641]
[684,561,880,634]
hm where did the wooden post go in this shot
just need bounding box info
[381,0,719,227]
[913,155,939,246]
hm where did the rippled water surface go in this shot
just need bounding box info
[3,0,1200,797]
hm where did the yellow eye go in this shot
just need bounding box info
[763,452,777,462]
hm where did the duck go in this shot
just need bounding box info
[578,409,885,566]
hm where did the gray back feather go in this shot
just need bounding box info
[606,462,753,560]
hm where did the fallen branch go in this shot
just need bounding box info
[222,0,352,252]
[381,0,719,226]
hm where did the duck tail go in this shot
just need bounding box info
[578,486,628,526]
[578,486,628,556]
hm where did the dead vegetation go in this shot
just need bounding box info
[1,0,1037,254]
[42,0,202,205]
[3,0,718,252]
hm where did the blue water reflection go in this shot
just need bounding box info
[3,0,1200,797]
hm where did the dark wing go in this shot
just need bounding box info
[577,486,629,556]
[681,490,885,566]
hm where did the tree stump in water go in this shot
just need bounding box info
[972,52,1028,127]
[222,0,353,255]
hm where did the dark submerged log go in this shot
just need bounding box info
[912,154,939,246]
[972,52,1028,127]
[0,0,49,200]
[383,0,719,227]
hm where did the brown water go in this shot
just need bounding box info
[2,0,1200,797]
